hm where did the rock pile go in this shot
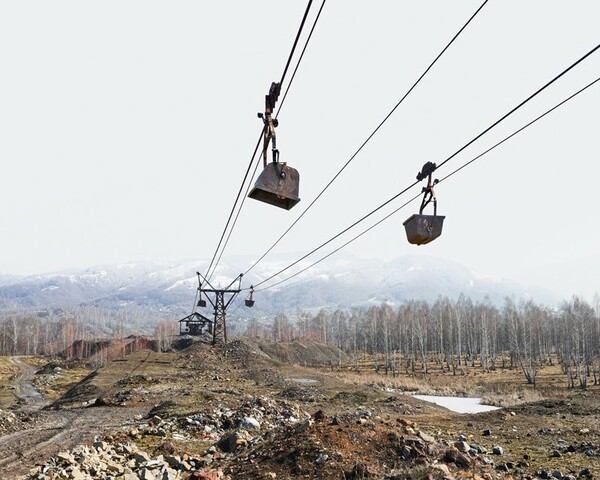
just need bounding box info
[0,408,20,434]
[22,397,313,480]
[0,407,33,435]
[23,440,223,480]
[172,396,309,446]
[224,408,493,479]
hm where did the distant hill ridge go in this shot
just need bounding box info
[0,253,560,317]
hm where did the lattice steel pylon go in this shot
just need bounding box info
[179,272,244,345]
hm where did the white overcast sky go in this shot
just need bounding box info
[1,1,599,299]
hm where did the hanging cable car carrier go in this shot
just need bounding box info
[403,162,445,245]
[248,82,301,210]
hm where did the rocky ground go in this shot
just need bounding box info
[0,340,598,479]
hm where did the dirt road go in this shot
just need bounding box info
[0,358,145,478]
[8,357,47,408]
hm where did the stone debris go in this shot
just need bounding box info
[454,440,470,453]
[0,408,24,434]
[23,441,215,480]
[492,445,504,455]
[20,401,510,480]
[171,396,308,446]
[22,396,318,479]
[238,417,260,431]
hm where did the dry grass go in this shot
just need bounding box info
[324,353,584,403]
[480,388,546,407]
[21,355,48,367]
[0,356,19,406]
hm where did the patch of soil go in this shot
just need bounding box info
[277,386,327,403]
[332,390,370,404]
[225,412,473,479]
[48,370,101,408]
[511,397,600,416]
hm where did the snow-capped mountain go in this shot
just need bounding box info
[0,253,560,320]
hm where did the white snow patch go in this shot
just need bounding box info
[165,277,196,291]
[406,266,423,273]
[116,263,137,269]
[68,271,108,282]
[413,395,500,414]
[471,270,503,282]
[334,271,352,279]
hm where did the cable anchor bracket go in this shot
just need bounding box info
[416,162,439,215]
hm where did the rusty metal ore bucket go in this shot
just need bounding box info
[248,162,300,210]
[403,214,445,245]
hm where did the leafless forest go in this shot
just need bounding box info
[252,294,600,389]
[1,294,600,389]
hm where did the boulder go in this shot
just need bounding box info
[454,441,470,453]
[239,417,261,431]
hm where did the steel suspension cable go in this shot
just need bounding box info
[252,179,420,288]
[243,0,490,277]
[203,130,264,281]
[276,0,327,117]
[254,192,422,292]
[280,0,314,87]
[203,0,314,281]
[255,74,600,292]
[436,43,600,171]
[207,0,326,281]
[252,44,600,289]
[437,76,600,184]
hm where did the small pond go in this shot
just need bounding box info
[413,395,500,414]
[286,378,319,385]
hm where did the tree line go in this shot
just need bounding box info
[253,294,600,389]
[0,306,173,366]
[2,293,599,389]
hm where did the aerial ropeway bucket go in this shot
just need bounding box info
[249,162,300,210]
[403,213,445,245]
[404,161,445,245]
[244,287,255,307]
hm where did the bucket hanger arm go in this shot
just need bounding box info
[258,82,281,168]
[259,111,284,177]
[417,162,439,215]
[419,181,437,216]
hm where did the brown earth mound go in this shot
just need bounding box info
[216,338,342,367]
